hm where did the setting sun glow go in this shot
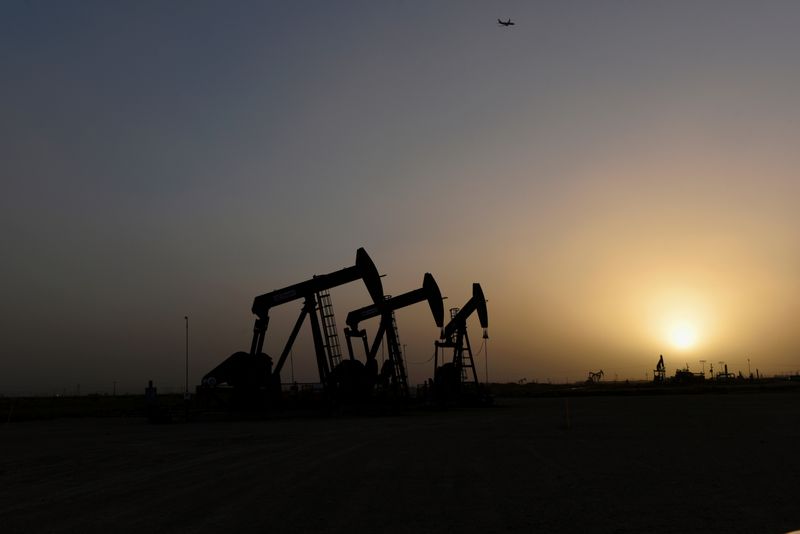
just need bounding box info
[669,323,698,350]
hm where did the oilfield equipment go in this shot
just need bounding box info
[652,354,733,384]
[586,370,604,384]
[715,363,736,381]
[342,273,445,398]
[201,248,384,401]
[434,283,489,401]
[199,248,489,407]
[653,354,666,383]
[673,365,706,384]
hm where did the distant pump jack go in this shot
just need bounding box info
[653,354,666,383]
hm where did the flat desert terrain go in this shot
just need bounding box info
[1,393,798,533]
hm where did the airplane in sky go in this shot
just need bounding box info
[498,18,515,27]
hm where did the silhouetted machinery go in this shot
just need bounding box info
[715,363,735,381]
[674,366,706,384]
[653,354,666,383]
[586,370,604,384]
[342,273,445,398]
[433,283,489,402]
[201,248,384,403]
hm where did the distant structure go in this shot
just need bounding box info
[586,370,604,384]
[145,380,157,402]
[716,363,736,381]
[653,354,666,383]
[673,365,705,384]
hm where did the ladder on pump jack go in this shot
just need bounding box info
[316,289,343,370]
[387,307,408,392]
[448,307,479,385]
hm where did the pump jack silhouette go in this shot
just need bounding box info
[653,354,666,383]
[201,248,384,403]
[434,283,489,403]
[342,273,445,398]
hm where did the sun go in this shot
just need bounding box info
[669,322,697,350]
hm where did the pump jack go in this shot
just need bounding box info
[201,248,384,400]
[653,354,666,383]
[342,273,445,398]
[433,283,489,402]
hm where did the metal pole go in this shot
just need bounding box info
[484,339,489,385]
[184,316,189,397]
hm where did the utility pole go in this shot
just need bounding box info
[747,358,751,377]
[184,316,189,399]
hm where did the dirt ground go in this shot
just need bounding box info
[1,393,798,534]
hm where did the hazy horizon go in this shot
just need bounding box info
[3,1,800,395]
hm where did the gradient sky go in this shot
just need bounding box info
[3,1,800,394]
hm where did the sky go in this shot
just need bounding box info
[2,1,800,395]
